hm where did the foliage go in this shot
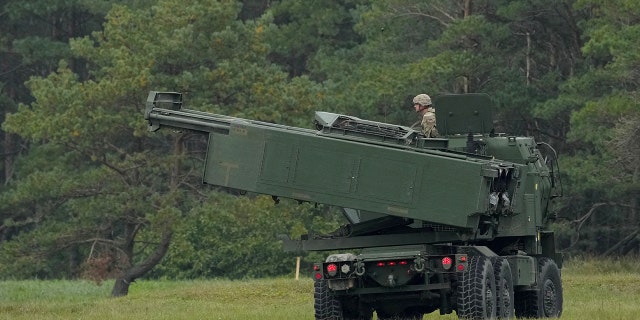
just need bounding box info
[0,0,144,187]
[267,0,367,77]
[0,0,324,286]
[549,0,640,256]
[1,0,640,282]
[148,194,342,279]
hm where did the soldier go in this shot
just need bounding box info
[411,93,439,138]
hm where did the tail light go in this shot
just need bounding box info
[375,260,409,267]
[442,256,453,270]
[326,263,338,277]
[313,264,323,280]
[456,254,468,272]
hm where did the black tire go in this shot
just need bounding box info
[539,258,563,317]
[456,256,497,320]
[514,258,563,318]
[315,279,342,320]
[492,257,514,319]
[314,279,373,320]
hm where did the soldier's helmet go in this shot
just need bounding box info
[412,94,432,107]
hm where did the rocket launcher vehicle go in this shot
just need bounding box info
[144,92,562,254]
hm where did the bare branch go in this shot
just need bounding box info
[565,202,607,250]
[564,202,635,251]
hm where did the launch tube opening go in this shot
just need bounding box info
[153,92,183,110]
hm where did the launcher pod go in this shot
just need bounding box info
[145,91,563,320]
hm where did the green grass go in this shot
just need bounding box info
[0,278,311,320]
[1,259,639,319]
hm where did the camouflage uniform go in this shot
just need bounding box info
[412,94,439,138]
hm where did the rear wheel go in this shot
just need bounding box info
[314,279,341,320]
[492,257,514,319]
[539,258,563,317]
[314,279,372,320]
[514,257,563,318]
[456,256,497,320]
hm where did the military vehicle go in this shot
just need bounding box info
[144,91,563,320]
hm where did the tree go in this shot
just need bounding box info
[3,0,639,280]
[550,0,640,255]
[304,0,586,135]
[148,194,343,279]
[0,0,136,268]
[267,0,367,77]
[0,0,118,187]
[1,0,322,295]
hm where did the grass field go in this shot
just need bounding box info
[0,259,639,319]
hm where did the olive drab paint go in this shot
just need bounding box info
[145,91,564,319]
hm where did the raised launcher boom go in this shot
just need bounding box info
[145,91,561,255]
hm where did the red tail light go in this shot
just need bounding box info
[326,263,338,276]
[442,257,453,270]
[375,260,411,267]
[456,255,468,272]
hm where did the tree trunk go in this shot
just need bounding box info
[111,278,132,297]
[68,246,81,279]
[111,229,173,297]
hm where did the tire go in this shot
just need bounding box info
[492,258,514,319]
[314,279,372,320]
[315,279,342,320]
[539,258,563,317]
[456,256,497,320]
[514,257,563,318]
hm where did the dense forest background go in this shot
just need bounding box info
[0,0,638,295]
